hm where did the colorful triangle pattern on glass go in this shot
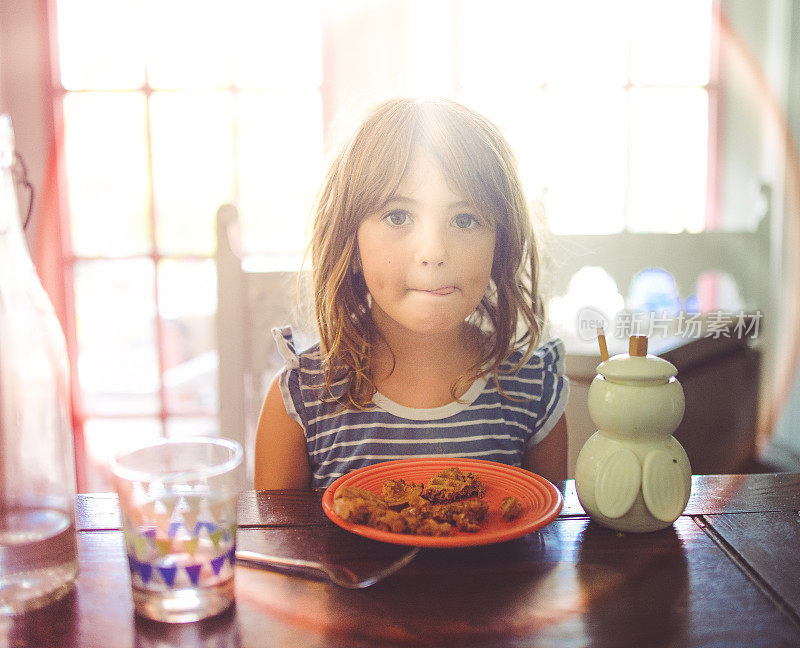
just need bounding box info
[136,559,153,584]
[126,545,238,589]
[185,564,203,586]
[158,565,178,587]
[124,508,238,589]
[133,535,149,559]
[167,521,182,538]
[195,521,216,535]
[183,537,199,555]
[210,555,226,575]
[155,538,172,557]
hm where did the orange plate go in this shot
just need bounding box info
[321,458,563,548]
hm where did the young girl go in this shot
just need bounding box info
[254,97,569,489]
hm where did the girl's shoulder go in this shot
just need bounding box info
[500,338,566,375]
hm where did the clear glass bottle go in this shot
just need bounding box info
[0,114,79,614]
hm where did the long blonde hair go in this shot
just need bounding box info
[310,97,545,409]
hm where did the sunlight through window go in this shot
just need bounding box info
[53,0,716,490]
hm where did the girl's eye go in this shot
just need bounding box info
[453,213,480,229]
[384,210,410,226]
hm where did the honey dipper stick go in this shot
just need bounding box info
[597,327,610,362]
[629,335,648,356]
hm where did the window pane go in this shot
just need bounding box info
[158,259,219,415]
[629,88,708,233]
[74,259,160,416]
[538,0,629,86]
[57,0,145,90]
[144,0,234,89]
[234,0,323,88]
[457,1,546,87]
[457,0,628,88]
[403,0,456,95]
[459,87,627,234]
[150,91,234,255]
[631,0,712,86]
[543,89,628,234]
[64,92,151,256]
[237,90,322,256]
[83,418,163,492]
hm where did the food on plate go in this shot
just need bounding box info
[333,486,449,536]
[332,486,388,524]
[403,514,453,537]
[500,496,524,521]
[430,498,489,532]
[368,508,409,534]
[332,467,521,536]
[421,467,486,503]
[382,479,424,508]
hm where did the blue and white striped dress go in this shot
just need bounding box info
[273,327,570,488]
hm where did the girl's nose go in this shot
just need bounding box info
[415,226,447,266]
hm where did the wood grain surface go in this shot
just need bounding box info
[10,473,799,648]
[703,510,800,621]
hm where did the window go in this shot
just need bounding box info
[52,0,725,490]
[456,0,714,235]
[54,0,323,490]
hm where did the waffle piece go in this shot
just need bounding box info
[421,467,486,503]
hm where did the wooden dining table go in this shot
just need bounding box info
[5,472,800,647]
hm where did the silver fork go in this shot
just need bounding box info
[235,547,420,589]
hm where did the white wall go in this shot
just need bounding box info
[763,0,800,469]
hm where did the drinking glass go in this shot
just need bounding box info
[110,437,243,623]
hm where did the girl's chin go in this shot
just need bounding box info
[396,314,473,336]
[370,296,480,336]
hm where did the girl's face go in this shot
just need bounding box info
[356,149,496,337]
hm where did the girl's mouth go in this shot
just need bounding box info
[422,286,455,296]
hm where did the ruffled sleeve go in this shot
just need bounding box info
[271,326,305,430]
[526,338,570,448]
